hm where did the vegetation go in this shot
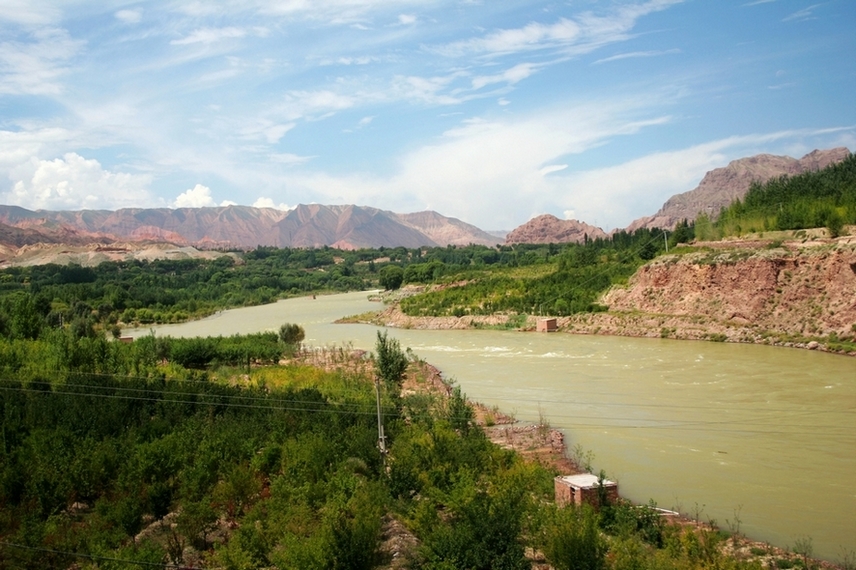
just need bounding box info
[0,257,828,569]
[399,228,675,318]
[701,152,856,239]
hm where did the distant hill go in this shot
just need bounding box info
[0,204,501,251]
[626,147,851,231]
[505,214,608,245]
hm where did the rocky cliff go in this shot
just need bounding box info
[505,214,608,245]
[626,147,851,231]
[556,236,856,352]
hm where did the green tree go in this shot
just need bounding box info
[379,265,404,290]
[374,331,408,395]
[540,505,606,570]
[278,323,306,351]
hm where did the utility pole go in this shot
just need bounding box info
[663,230,669,253]
[374,376,387,465]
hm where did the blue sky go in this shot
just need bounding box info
[1,0,854,231]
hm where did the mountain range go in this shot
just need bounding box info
[0,203,501,251]
[0,147,850,256]
[625,147,851,231]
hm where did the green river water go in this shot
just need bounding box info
[127,291,856,560]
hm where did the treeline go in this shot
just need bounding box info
[0,232,682,331]
[0,331,767,569]
[399,228,676,318]
[703,152,856,239]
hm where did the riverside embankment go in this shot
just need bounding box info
[352,238,856,356]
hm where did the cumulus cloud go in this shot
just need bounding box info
[253,197,292,210]
[173,184,226,208]
[4,153,153,210]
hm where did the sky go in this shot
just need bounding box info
[1,0,854,232]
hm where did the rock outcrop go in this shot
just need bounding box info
[505,214,608,245]
[626,147,851,231]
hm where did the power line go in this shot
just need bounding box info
[1,380,853,440]
[0,540,199,569]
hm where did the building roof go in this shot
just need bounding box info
[557,474,616,489]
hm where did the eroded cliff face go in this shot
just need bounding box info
[583,240,856,345]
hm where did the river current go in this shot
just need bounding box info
[127,291,856,559]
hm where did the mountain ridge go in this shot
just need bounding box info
[0,204,501,251]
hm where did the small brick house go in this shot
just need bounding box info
[554,474,618,509]
[536,318,558,332]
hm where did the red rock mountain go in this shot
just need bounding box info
[0,204,500,250]
[505,214,608,245]
[626,147,851,231]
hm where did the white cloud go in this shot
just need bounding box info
[540,164,568,176]
[269,152,314,165]
[471,63,538,90]
[253,197,293,210]
[276,90,357,121]
[173,184,218,207]
[238,121,296,143]
[0,127,74,171]
[782,4,820,22]
[285,91,850,230]
[0,27,83,95]
[4,153,154,210]
[171,27,247,45]
[0,1,62,25]
[398,14,416,25]
[115,9,142,24]
[432,1,682,58]
[593,49,680,65]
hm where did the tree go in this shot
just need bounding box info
[279,323,306,348]
[378,265,404,290]
[374,331,408,394]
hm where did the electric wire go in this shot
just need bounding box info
[0,541,199,569]
[1,378,853,440]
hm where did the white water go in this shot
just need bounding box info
[127,291,856,559]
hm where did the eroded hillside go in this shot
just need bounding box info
[566,235,856,352]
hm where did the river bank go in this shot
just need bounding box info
[340,239,856,356]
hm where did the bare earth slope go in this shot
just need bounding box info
[505,214,608,244]
[627,147,851,231]
[564,237,856,352]
[397,210,501,246]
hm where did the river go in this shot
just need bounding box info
[126,291,856,559]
